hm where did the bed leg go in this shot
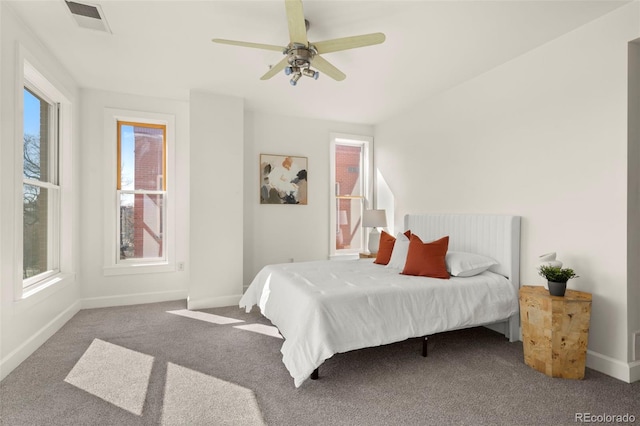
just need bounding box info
[422,336,428,357]
[311,368,319,380]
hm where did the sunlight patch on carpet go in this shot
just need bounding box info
[161,363,265,426]
[166,309,244,325]
[64,339,153,415]
[234,323,283,339]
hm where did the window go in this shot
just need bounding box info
[22,84,60,287]
[329,134,372,257]
[103,109,174,275]
[117,121,167,263]
[17,54,73,300]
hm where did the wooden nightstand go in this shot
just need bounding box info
[359,252,377,259]
[519,285,592,379]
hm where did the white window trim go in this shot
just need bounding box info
[103,108,176,276]
[329,132,373,259]
[22,86,60,286]
[14,47,74,301]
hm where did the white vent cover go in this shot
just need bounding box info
[65,0,111,33]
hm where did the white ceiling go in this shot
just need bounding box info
[7,0,630,125]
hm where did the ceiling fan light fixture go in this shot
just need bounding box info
[302,68,319,80]
[290,72,302,86]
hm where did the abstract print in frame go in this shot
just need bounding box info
[260,154,308,205]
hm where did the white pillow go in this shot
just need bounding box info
[386,232,410,270]
[446,251,498,277]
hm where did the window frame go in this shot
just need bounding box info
[103,109,176,275]
[21,84,61,287]
[15,52,74,301]
[329,133,373,258]
[116,121,167,265]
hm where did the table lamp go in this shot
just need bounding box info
[363,209,387,254]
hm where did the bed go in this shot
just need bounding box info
[240,214,521,387]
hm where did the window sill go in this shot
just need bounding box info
[15,272,76,312]
[103,262,175,276]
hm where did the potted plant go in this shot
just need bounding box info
[538,265,579,297]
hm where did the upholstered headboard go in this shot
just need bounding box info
[404,214,521,289]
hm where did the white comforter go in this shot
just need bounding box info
[239,259,518,387]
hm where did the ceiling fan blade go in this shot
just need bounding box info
[313,33,386,54]
[212,38,284,52]
[311,55,346,81]
[260,57,289,80]
[285,0,308,45]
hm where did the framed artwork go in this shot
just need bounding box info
[260,154,308,205]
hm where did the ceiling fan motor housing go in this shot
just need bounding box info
[287,44,316,68]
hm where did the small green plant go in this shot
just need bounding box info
[538,265,579,283]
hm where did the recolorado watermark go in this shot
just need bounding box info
[575,413,636,423]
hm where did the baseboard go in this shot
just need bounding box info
[586,350,638,383]
[81,289,188,310]
[0,300,81,381]
[187,294,242,310]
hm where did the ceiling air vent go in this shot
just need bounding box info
[65,0,112,33]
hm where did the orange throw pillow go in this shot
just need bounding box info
[374,230,396,265]
[402,235,450,279]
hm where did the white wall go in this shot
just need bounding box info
[243,111,373,284]
[0,4,81,379]
[79,89,190,307]
[189,91,244,309]
[375,3,639,381]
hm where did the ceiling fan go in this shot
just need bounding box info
[212,0,385,86]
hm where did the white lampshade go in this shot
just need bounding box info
[362,209,387,228]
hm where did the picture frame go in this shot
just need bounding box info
[260,154,308,205]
